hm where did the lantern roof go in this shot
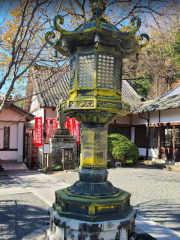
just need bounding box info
[45,0,149,58]
[61,144,73,149]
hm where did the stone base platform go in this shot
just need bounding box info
[23,209,137,240]
[45,208,137,240]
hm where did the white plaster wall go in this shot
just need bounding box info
[149,111,159,124]
[148,148,158,158]
[160,108,180,123]
[115,115,131,125]
[131,127,135,143]
[10,123,18,149]
[29,108,44,124]
[17,122,24,162]
[0,121,24,161]
[30,94,39,113]
[0,151,17,160]
[138,148,146,156]
[132,113,148,125]
[0,122,19,150]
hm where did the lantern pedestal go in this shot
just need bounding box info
[45,207,137,240]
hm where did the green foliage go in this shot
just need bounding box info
[132,78,151,98]
[170,29,180,77]
[53,165,62,171]
[107,133,139,164]
[13,94,25,109]
[14,100,25,109]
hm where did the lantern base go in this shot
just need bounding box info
[53,187,132,222]
[69,168,120,196]
[45,207,137,240]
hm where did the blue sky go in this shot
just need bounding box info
[0,0,156,97]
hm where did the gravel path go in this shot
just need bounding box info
[48,166,180,233]
[0,166,180,239]
[0,192,49,240]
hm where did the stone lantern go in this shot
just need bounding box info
[45,1,149,239]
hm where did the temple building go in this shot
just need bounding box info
[25,65,180,164]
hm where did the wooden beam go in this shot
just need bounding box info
[23,124,26,162]
[146,122,180,127]
[0,149,18,151]
[44,109,46,126]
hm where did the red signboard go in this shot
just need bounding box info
[46,118,50,143]
[35,117,42,147]
[52,118,57,135]
[64,121,67,129]
[65,117,80,144]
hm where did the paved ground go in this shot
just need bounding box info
[0,193,49,240]
[0,171,69,240]
[0,166,180,239]
[48,166,180,233]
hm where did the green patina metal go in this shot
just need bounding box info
[45,0,149,222]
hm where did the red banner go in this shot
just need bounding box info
[74,119,80,144]
[35,117,42,147]
[64,117,80,144]
[46,118,50,143]
[67,116,70,131]
[69,118,74,136]
[52,118,57,135]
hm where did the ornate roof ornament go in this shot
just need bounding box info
[45,0,149,58]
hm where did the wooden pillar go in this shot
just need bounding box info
[23,124,26,162]
[146,112,150,159]
[30,132,33,168]
[173,125,175,162]
[158,111,161,159]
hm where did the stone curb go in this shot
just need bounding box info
[139,160,180,172]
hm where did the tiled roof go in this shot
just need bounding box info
[133,85,180,113]
[31,67,69,108]
[27,66,145,111]
[122,80,146,111]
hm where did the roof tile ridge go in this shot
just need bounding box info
[123,80,146,101]
[159,84,180,99]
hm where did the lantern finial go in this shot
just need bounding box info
[89,0,107,16]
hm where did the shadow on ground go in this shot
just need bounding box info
[135,199,180,233]
[0,193,49,240]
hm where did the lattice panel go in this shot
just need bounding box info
[97,55,114,89]
[78,55,95,87]
[69,56,76,90]
[116,60,122,92]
